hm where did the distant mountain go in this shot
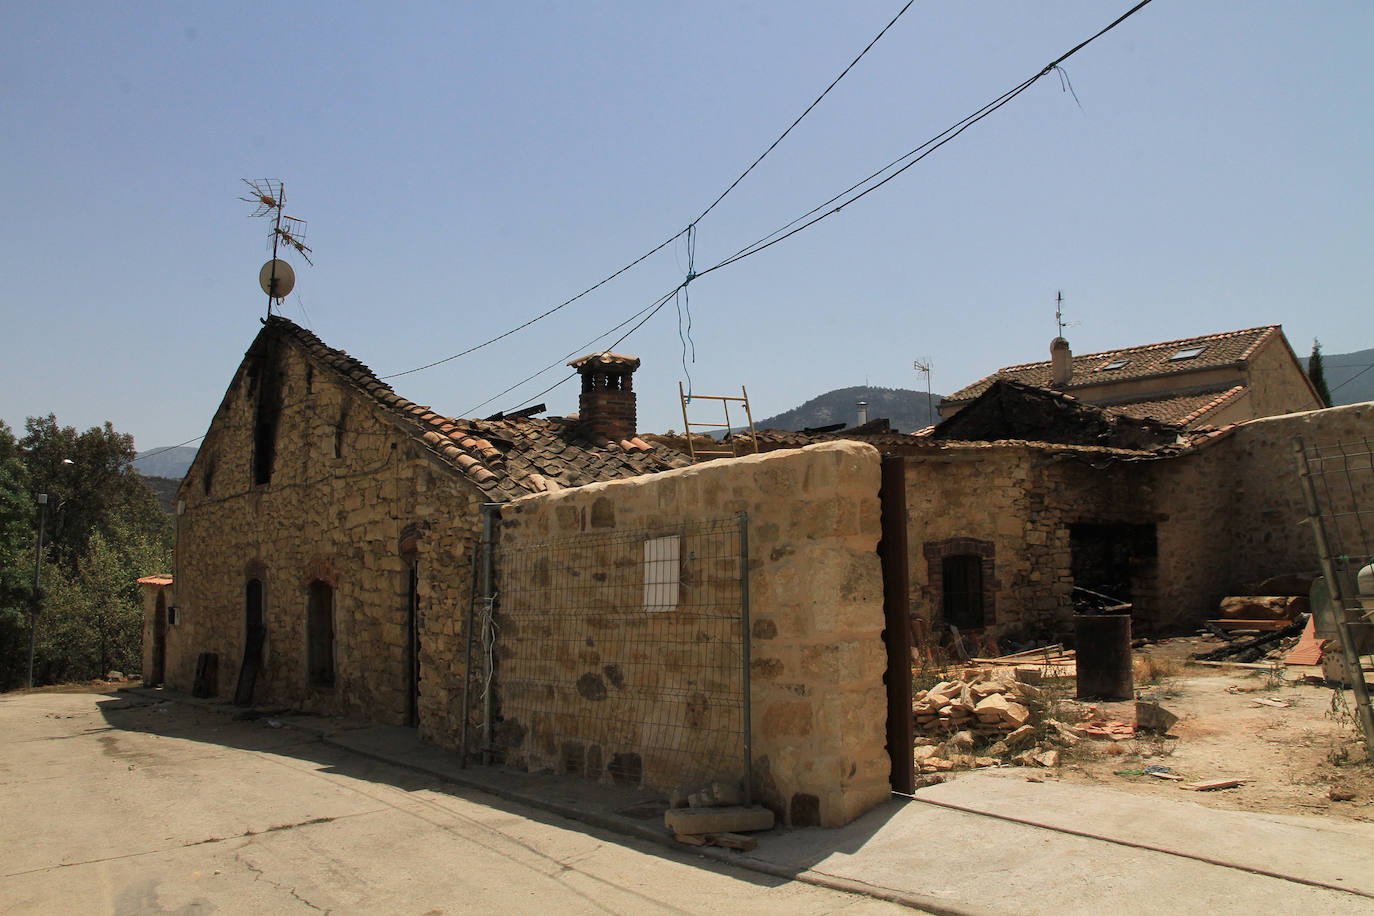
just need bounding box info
[135,446,198,479]
[753,386,945,435]
[1299,346,1374,406]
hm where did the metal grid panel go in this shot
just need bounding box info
[1295,436,1374,754]
[491,514,749,798]
[1303,439,1374,577]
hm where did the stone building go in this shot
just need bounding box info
[151,316,686,746]
[143,314,1367,829]
[938,325,1323,427]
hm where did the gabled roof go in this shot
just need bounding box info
[943,326,1282,405]
[247,317,689,501]
[1103,385,1248,428]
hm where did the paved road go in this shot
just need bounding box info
[0,689,916,915]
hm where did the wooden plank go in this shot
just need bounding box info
[1208,619,1297,631]
[1183,778,1249,791]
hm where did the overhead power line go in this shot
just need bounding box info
[131,434,207,465]
[383,0,920,381]
[479,0,1159,417]
[697,0,1158,278]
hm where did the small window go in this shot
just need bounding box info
[1167,345,1206,362]
[643,536,680,612]
[1101,359,1129,371]
[167,606,181,626]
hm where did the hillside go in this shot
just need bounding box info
[142,475,181,514]
[753,386,944,434]
[1299,346,1374,406]
[134,445,198,479]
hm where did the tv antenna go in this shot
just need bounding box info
[241,179,313,319]
[912,357,934,427]
[1054,290,1080,338]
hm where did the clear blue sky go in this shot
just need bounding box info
[2,1,1370,450]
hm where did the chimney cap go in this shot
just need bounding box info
[1051,336,1070,350]
[568,352,640,372]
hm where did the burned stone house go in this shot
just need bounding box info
[150,316,687,746]
[730,375,1369,646]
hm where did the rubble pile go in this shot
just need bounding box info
[912,670,1099,773]
[913,673,1040,734]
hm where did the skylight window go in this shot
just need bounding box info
[1101,359,1130,371]
[1168,345,1206,362]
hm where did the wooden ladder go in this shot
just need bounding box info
[679,382,759,462]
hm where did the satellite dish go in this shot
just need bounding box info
[259,259,296,299]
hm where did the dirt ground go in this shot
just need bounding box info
[1025,636,1374,824]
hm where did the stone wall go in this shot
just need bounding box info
[903,443,1156,640]
[169,341,483,734]
[903,403,1372,638]
[494,442,889,827]
[1245,335,1324,420]
[1149,402,1374,618]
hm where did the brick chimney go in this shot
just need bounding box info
[569,352,640,443]
[1050,336,1073,387]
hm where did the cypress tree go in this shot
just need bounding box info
[1309,339,1333,408]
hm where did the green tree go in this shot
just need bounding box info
[3,416,172,689]
[0,422,36,690]
[19,415,170,570]
[1309,339,1334,408]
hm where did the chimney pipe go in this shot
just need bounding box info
[1050,337,1072,387]
[568,352,640,443]
[856,400,868,426]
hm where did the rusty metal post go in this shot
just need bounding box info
[879,456,915,794]
[1294,437,1374,757]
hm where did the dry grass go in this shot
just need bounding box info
[1134,655,1184,685]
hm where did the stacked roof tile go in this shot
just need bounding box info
[261,317,689,501]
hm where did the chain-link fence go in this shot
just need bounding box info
[485,514,751,800]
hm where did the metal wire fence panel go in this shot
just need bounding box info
[1295,435,1374,755]
[1303,438,1374,579]
[491,514,749,798]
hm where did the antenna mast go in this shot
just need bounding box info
[913,357,933,426]
[1055,290,1066,337]
[241,179,313,319]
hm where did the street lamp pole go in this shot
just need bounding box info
[27,493,48,689]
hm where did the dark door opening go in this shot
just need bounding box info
[1069,523,1157,605]
[307,581,336,687]
[234,579,266,706]
[406,559,420,727]
[151,591,167,685]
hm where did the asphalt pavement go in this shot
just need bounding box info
[70,686,1374,914]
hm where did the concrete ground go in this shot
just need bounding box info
[8,685,1374,915]
[0,688,910,915]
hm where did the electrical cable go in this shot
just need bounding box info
[688,0,919,228]
[698,0,1156,279]
[381,229,686,380]
[131,435,208,465]
[383,0,921,382]
[477,0,1158,416]
[463,287,682,417]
